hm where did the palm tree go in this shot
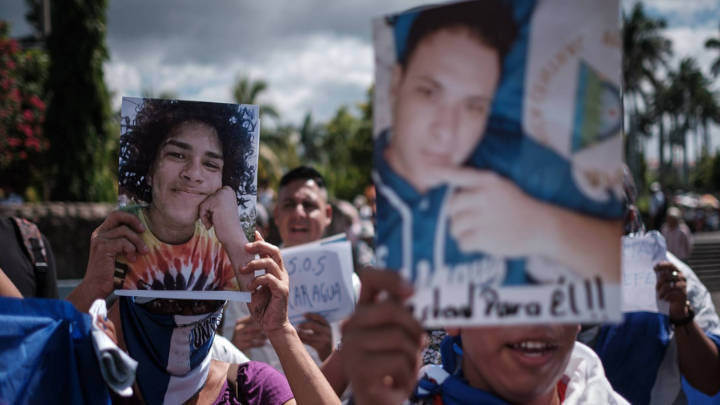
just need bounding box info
[231,75,298,187]
[705,23,720,77]
[665,58,716,184]
[622,3,672,183]
[696,88,720,155]
[232,76,279,122]
[647,82,674,178]
[298,112,325,165]
[140,88,179,100]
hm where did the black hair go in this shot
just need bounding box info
[118,98,257,207]
[279,166,327,191]
[399,0,518,70]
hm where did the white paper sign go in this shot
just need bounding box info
[621,231,668,314]
[282,240,355,324]
[410,277,621,327]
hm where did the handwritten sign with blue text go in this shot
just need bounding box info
[282,240,355,324]
[621,231,668,314]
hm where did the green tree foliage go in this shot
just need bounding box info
[0,21,49,200]
[232,75,295,189]
[140,88,179,100]
[665,58,718,183]
[298,112,324,165]
[232,76,279,122]
[623,5,720,191]
[318,87,373,201]
[690,150,719,192]
[622,3,672,189]
[706,23,720,77]
[261,122,301,187]
[43,0,116,201]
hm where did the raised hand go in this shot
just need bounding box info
[68,211,148,311]
[655,261,689,321]
[199,186,247,248]
[239,231,291,335]
[342,268,424,405]
[425,167,622,282]
[298,313,333,361]
[231,315,267,350]
[438,168,544,257]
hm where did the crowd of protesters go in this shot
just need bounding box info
[2,161,719,404]
[2,0,720,403]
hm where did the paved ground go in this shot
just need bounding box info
[694,231,720,243]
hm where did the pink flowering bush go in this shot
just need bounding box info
[0,21,49,170]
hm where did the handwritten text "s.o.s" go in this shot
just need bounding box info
[287,255,327,277]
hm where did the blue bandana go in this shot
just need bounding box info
[415,335,511,405]
[119,297,223,404]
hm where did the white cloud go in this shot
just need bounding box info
[643,0,717,14]
[104,62,142,109]
[664,26,720,86]
[252,35,373,123]
[190,83,234,104]
[104,33,372,124]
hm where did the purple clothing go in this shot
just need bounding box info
[212,361,294,405]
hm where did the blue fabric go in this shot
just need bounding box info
[120,297,172,403]
[0,297,110,404]
[683,334,720,405]
[389,0,624,219]
[119,297,220,405]
[471,0,622,219]
[471,126,623,219]
[465,0,623,219]
[684,377,720,405]
[375,129,529,285]
[592,312,670,405]
[415,335,511,405]
[375,130,495,280]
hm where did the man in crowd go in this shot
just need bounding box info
[578,174,720,405]
[649,182,667,230]
[223,166,340,370]
[342,268,628,405]
[661,206,693,261]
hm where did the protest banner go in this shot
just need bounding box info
[621,231,668,314]
[283,238,356,324]
[373,0,624,326]
[114,97,259,301]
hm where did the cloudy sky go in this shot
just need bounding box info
[2,0,719,157]
[3,0,427,125]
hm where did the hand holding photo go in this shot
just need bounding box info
[114,97,259,301]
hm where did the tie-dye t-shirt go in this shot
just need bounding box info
[114,207,240,291]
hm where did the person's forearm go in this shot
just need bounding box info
[320,349,349,397]
[222,230,252,273]
[66,279,105,312]
[540,204,622,283]
[675,322,720,394]
[268,323,340,405]
[0,268,22,298]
